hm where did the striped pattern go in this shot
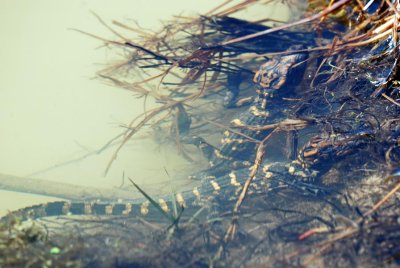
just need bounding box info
[1,162,299,222]
[4,128,367,222]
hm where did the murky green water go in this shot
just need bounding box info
[0,1,301,216]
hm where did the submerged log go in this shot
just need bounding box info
[0,173,137,201]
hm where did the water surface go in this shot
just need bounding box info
[0,0,296,216]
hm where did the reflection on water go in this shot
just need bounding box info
[0,1,298,216]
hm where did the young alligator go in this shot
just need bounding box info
[5,47,371,223]
[0,127,375,223]
[1,46,312,223]
[0,47,306,223]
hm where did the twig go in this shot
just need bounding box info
[363,181,400,217]
[124,42,171,63]
[216,128,276,259]
[26,133,124,177]
[221,0,351,46]
[104,101,179,175]
[205,0,234,16]
[0,173,137,201]
[382,93,400,107]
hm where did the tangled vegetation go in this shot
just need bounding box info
[1,0,400,267]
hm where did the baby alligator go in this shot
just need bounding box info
[0,162,289,222]
[1,46,312,223]
[0,129,372,223]
[3,46,371,223]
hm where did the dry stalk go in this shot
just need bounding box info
[363,180,400,217]
[232,118,310,132]
[221,0,351,46]
[216,128,277,259]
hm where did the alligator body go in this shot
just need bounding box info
[1,126,375,223]
[1,46,370,223]
[1,161,298,222]
[1,159,332,223]
[0,46,328,223]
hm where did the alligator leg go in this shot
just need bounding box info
[223,71,253,108]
